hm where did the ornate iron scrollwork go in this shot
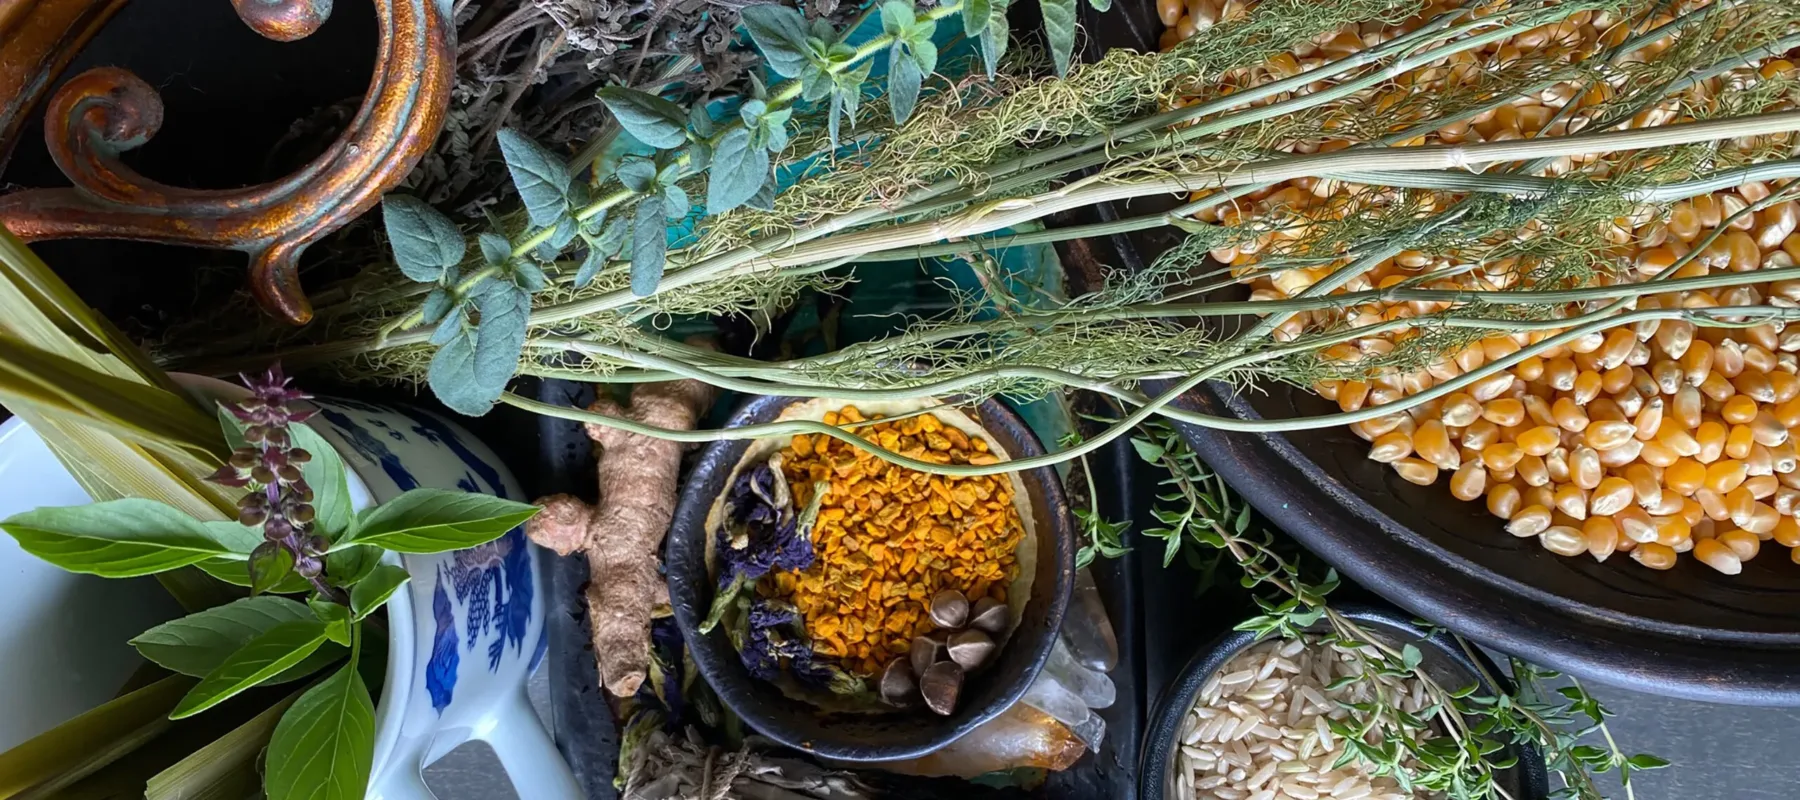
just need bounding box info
[0,0,454,324]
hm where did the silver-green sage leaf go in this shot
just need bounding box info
[473,280,530,399]
[740,5,814,78]
[597,87,690,149]
[707,127,769,215]
[630,200,668,297]
[887,47,924,124]
[381,195,464,283]
[1042,0,1077,75]
[496,128,574,227]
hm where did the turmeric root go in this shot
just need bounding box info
[527,378,714,697]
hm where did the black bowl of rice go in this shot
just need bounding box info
[1139,603,1549,800]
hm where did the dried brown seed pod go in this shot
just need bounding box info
[919,661,964,715]
[929,589,969,629]
[947,629,997,671]
[879,658,917,706]
[968,596,1008,634]
[910,634,944,678]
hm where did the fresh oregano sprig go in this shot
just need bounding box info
[1128,419,1671,800]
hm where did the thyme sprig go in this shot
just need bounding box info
[1129,419,1670,800]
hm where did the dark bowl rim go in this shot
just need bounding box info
[1136,601,1551,800]
[1165,379,1800,706]
[664,395,1077,761]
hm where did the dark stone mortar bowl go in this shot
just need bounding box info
[1139,603,1550,800]
[665,395,1076,761]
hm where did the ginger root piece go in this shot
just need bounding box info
[527,378,714,697]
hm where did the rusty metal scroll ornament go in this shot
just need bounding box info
[0,0,454,324]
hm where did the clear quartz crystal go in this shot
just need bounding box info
[1060,567,1120,670]
[1045,636,1116,709]
[1020,670,1092,730]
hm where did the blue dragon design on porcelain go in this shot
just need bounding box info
[314,399,533,714]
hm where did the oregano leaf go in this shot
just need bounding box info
[596,87,688,149]
[478,232,512,265]
[382,195,464,283]
[631,201,667,297]
[495,128,573,226]
[740,5,814,78]
[707,127,770,215]
[888,48,924,124]
[1042,0,1078,75]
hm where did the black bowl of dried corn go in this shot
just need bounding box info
[666,395,1076,760]
[1140,603,1549,800]
[1061,0,1800,703]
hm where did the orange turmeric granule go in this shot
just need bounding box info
[764,405,1025,677]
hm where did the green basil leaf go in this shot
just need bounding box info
[218,404,249,451]
[706,128,769,215]
[740,5,814,78]
[478,232,512,266]
[597,87,689,149]
[350,565,410,621]
[1042,0,1077,75]
[343,488,539,553]
[310,598,352,645]
[630,201,667,297]
[265,660,375,800]
[204,520,263,554]
[887,48,924,124]
[421,288,453,325]
[963,0,992,37]
[1,498,237,577]
[495,128,573,226]
[473,280,530,398]
[131,596,316,678]
[171,619,331,718]
[326,544,380,588]
[197,555,312,592]
[250,542,296,596]
[381,195,464,283]
[290,421,354,538]
[428,329,493,416]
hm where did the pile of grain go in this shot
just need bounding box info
[1171,636,1434,800]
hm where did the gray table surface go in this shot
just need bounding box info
[420,667,1800,799]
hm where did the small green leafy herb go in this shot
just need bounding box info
[1132,420,1669,800]
[264,653,376,800]
[380,195,465,283]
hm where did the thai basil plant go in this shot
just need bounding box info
[0,367,539,800]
